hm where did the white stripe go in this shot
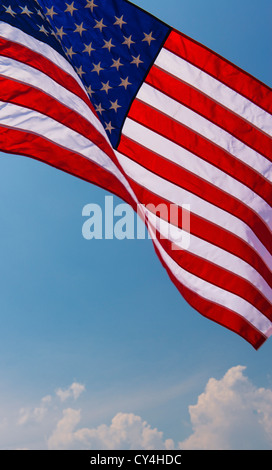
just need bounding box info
[156,47,272,137]
[137,82,272,183]
[145,209,272,304]
[0,21,85,93]
[0,55,105,140]
[116,150,272,271]
[123,118,272,228]
[0,24,138,206]
[1,20,271,344]
[148,223,272,337]
[0,101,137,203]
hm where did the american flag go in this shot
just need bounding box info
[0,0,271,349]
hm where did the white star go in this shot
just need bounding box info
[114,15,126,29]
[100,81,112,94]
[92,62,104,75]
[83,42,95,56]
[20,6,33,17]
[122,35,135,49]
[45,6,57,19]
[65,2,78,16]
[86,85,95,97]
[131,55,143,68]
[142,32,156,45]
[94,18,107,32]
[66,46,76,59]
[76,65,85,78]
[95,103,104,115]
[3,6,16,17]
[51,30,59,40]
[38,25,49,36]
[56,26,67,39]
[85,0,97,12]
[110,99,121,113]
[36,9,45,19]
[119,76,132,90]
[111,58,123,71]
[74,22,87,36]
[102,38,115,52]
[105,121,115,134]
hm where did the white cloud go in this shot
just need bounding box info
[179,365,272,450]
[56,382,85,402]
[47,408,81,450]
[48,410,174,450]
[4,368,272,450]
[18,395,52,425]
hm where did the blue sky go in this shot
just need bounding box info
[0,0,271,450]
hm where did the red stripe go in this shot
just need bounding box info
[1,131,269,351]
[123,177,272,290]
[0,76,135,189]
[146,65,272,164]
[127,95,271,206]
[1,31,270,349]
[0,126,135,209]
[0,37,96,115]
[4,124,270,341]
[152,238,267,349]
[128,96,271,207]
[164,29,272,115]
[0,76,113,156]
[124,106,272,255]
[156,233,272,321]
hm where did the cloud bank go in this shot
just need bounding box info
[3,366,272,449]
[48,410,174,450]
[179,365,272,450]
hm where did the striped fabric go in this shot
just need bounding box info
[0,0,271,348]
[118,29,272,349]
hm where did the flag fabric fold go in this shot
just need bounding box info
[0,0,271,348]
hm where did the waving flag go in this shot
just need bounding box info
[0,0,271,349]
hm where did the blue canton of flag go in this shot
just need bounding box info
[0,0,169,147]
